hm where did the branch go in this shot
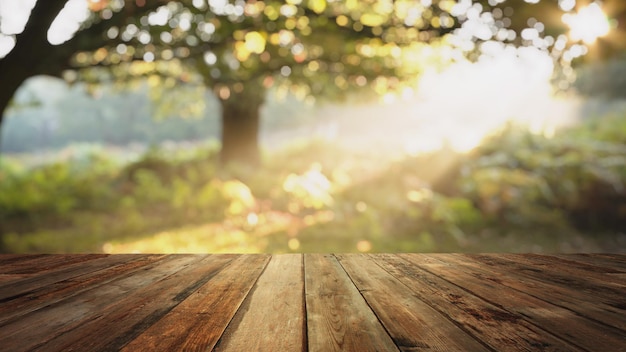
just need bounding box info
[0,0,68,77]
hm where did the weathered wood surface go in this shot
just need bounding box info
[0,254,624,351]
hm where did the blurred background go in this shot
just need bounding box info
[0,0,624,253]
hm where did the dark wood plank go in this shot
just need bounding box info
[401,254,626,351]
[337,254,489,352]
[0,273,29,285]
[0,254,210,352]
[0,255,51,284]
[0,254,108,276]
[304,254,398,352]
[120,254,270,352]
[371,254,580,352]
[37,254,240,352]
[0,254,152,299]
[549,254,626,272]
[498,253,626,286]
[214,254,305,351]
[0,254,167,326]
[595,253,626,263]
[0,254,49,267]
[458,254,626,331]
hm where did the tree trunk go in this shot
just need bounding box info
[0,73,23,131]
[0,0,69,252]
[218,84,265,166]
[0,0,69,135]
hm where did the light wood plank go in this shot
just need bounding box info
[214,254,305,351]
[304,253,399,352]
[337,254,489,352]
[120,254,270,352]
[401,254,626,351]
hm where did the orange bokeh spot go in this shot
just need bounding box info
[87,0,109,12]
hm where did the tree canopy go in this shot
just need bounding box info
[1,0,625,163]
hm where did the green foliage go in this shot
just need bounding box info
[0,157,115,241]
[463,120,626,230]
[2,111,626,253]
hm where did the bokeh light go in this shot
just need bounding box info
[562,2,610,44]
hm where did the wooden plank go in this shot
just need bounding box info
[596,253,626,263]
[32,254,239,352]
[0,254,211,352]
[0,255,51,284]
[0,254,152,300]
[336,254,489,352]
[0,254,167,326]
[371,254,580,352]
[0,253,624,351]
[549,254,626,272]
[0,254,108,276]
[214,254,305,351]
[499,253,626,286]
[400,254,626,351]
[533,254,626,274]
[0,254,48,267]
[459,254,626,331]
[120,254,270,352]
[0,274,27,285]
[304,253,399,352]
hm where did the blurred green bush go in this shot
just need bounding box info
[1,112,624,253]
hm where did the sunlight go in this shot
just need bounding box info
[562,2,610,44]
[288,238,300,250]
[0,0,90,55]
[100,206,339,253]
[356,240,372,252]
[403,138,443,155]
[448,129,485,153]
[408,45,574,151]
[283,163,334,210]
[48,0,90,45]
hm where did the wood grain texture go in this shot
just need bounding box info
[549,253,626,271]
[371,254,576,352]
[458,253,626,332]
[38,254,239,352]
[337,254,488,352]
[215,254,305,352]
[304,254,399,352]
[120,254,270,352]
[401,254,626,352]
[0,254,166,326]
[0,253,624,352]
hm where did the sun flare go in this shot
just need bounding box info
[562,2,611,44]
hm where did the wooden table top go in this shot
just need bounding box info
[0,253,624,351]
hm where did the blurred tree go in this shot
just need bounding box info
[1,0,626,165]
[0,0,170,143]
[67,0,462,165]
